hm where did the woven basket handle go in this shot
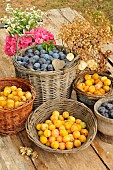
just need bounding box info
[16,34,35,55]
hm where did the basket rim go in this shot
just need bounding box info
[72,71,113,99]
[13,44,79,76]
[26,98,97,153]
[94,97,113,123]
[0,77,36,112]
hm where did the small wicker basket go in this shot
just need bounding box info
[13,35,79,108]
[26,98,97,153]
[0,77,36,135]
[94,97,113,144]
[73,71,113,109]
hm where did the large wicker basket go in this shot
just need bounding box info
[26,98,97,153]
[13,35,79,108]
[73,71,113,109]
[0,77,36,135]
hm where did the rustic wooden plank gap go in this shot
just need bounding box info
[91,143,110,170]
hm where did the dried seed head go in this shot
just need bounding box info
[19,146,38,159]
[31,151,38,158]
[26,148,33,156]
[19,146,26,155]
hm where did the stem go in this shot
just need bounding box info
[46,44,48,51]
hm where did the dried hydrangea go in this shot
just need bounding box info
[59,14,113,72]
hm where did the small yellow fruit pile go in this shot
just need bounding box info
[77,73,111,95]
[36,111,88,150]
[0,85,32,109]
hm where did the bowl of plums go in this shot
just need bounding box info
[94,97,113,144]
[13,37,79,108]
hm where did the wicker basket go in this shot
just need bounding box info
[12,35,79,108]
[94,97,113,144]
[0,77,36,135]
[26,98,97,153]
[73,71,113,109]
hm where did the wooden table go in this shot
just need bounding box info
[0,8,113,170]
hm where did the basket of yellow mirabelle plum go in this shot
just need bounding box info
[26,98,97,153]
[73,71,113,109]
[0,77,36,135]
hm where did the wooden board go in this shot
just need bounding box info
[92,135,113,170]
[0,7,113,170]
[19,130,107,170]
[0,29,15,78]
[0,135,35,170]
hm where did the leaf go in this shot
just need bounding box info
[41,40,55,51]
[48,46,52,51]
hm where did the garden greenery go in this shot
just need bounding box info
[1,4,45,36]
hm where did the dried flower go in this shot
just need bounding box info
[87,60,98,70]
[31,151,38,158]
[59,14,113,72]
[19,146,38,159]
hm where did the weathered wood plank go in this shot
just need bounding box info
[106,62,113,77]
[0,29,15,78]
[0,135,36,170]
[101,43,113,76]
[19,130,107,170]
[101,43,113,63]
[44,8,70,45]
[59,8,84,23]
[0,30,32,170]
[92,135,113,170]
